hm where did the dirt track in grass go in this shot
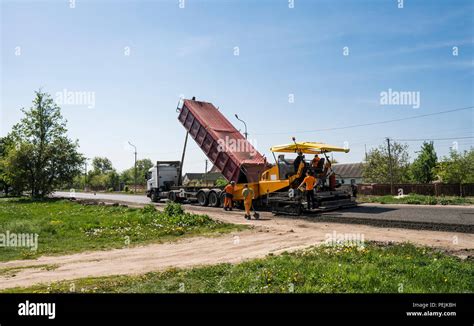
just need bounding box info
[1,203,473,290]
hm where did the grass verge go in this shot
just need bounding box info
[5,242,473,293]
[0,198,245,262]
[357,194,474,206]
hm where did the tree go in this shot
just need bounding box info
[410,141,437,183]
[91,157,113,174]
[2,90,84,198]
[0,137,13,195]
[363,141,411,184]
[88,156,119,191]
[435,149,474,184]
[121,158,153,186]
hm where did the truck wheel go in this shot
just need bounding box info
[208,191,220,207]
[197,191,209,206]
[151,190,159,203]
[219,192,226,207]
[169,192,177,202]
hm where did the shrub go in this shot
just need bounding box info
[164,202,184,217]
[141,204,157,214]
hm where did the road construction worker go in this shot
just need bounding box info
[320,158,332,179]
[299,171,317,210]
[223,181,235,211]
[311,155,320,169]
[242,184,254,220]
[293,150,304,173]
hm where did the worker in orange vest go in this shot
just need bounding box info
[242,184,255,220]
[299,171,317,210]
[311,155,320,169]
[223,181,235,211]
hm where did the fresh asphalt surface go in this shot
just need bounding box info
[55,192,474,233]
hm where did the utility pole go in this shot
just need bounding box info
[84,160,88,191]
[178,132,189,186]
[234,114,248,139]
[204,159,208,186]
[386,137,394,195]
[128,141,137,193]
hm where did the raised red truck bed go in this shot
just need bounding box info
[178,99,267,183]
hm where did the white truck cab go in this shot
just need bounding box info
[146,161,180,202]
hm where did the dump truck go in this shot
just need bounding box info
[146,98,356,215]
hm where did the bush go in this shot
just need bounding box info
[164,201,184,217]
[107,188,114,192]
[426,196,437,205]
[141,204,156,214]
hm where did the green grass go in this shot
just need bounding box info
[0,264,59,277]
[358,194,474,205]
[6,242,473,293]
[0,198,245,262]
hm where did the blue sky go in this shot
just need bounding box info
[1,0,473,172]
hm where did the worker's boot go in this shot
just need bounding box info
[224,207,228,211]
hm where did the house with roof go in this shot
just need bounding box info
[331,163,365,185]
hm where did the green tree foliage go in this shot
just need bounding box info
[88,156,119,191]
[2,90,84,198]
[435,149,474,184]
[91,157,113,174]
[0,137,13,195]
[410,141,438,183]
[363,141,411,183]
[121,158,153,186]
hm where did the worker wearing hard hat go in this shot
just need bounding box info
[223,181,235,211]
[242,184,254,220]
[299,171,317,210]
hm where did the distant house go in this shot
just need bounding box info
[182,172,224,187]
[331,163,365,185]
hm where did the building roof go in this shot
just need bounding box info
[331,163,364,178]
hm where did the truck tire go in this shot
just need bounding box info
[196,190,209,206]
[151,190,159,203]
[208,191,220,207]
[168,191,177,202]
[219,191,226,207]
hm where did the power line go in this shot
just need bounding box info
[254,105,474,135]
[394,136,474,141]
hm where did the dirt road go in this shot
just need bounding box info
[1,200,473,290]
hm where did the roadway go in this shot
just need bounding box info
[54,191,474,233]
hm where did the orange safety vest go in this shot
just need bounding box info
[311,157,320,167]
[224,184,234,194]
[303,176,316,191]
